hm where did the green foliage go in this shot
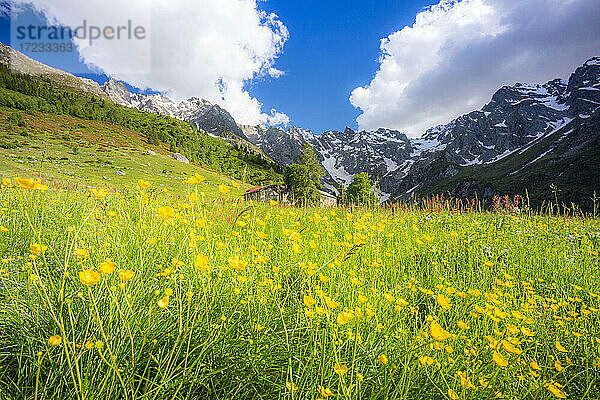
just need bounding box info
[337,182,346,205]
[284,164,319,205]
[1,186,599,399]
[299,143,324,185]
[7,111,25,127]
[0,64,282,186]
[345,172,377,205]
[284,144,324,205]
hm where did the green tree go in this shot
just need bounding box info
[337,182,347,205]
[283,144,325,205]
[346,173,377,206]
[300,143,324,186]
[284,164,318,205]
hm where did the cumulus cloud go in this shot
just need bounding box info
[350,0,600,137]
[11,0,289,126]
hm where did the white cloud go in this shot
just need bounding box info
[11,0,289,126]
[350,0,600,137]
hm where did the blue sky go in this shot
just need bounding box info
[248,0,436,133]
[1,0,599,136]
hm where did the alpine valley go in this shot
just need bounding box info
[2,42,599,208]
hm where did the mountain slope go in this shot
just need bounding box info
[232,58,598,205]
[0,42,108,99]
[0,106,248,200]
[393,109,600,209]
[95,42,600,208]
[0,46,283,186]
[102,78,247,140]
[385,57,600,207]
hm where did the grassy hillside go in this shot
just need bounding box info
[0,107,251,201]
[0,63,283,186]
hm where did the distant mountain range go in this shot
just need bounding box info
[2,42,598,208]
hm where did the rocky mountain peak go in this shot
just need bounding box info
[102,78,131,105]
[584,56,600,67]
[343,126,355,135]
[0,42,108,99]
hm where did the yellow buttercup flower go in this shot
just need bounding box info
[419,356,435,366]
[157,296,170,308]
[521,327,535,337]
[333,363,348,375]
[430,322,451,341]
[14,177,37,190]
[325,297,339,309]
[89,188,107,199]
[378,354,388,364]
[157,206,175,222]
[493,351,508,367]
[74,248,89,258]
[48,335,62,346]
[119,270,134,282]
[555,341,567,353]
[194,254,209,271]
[448,389,459,400]
[218,184,230,194]
[137,179,151,189]
[317,385,333,397]
[336,310,351,325]
[228,256,247,270]
[436,293,452,310]
[30,243,48,255]
[545,382,567,398]
[457,321,470,330]
[79,270,101,286]
[555,359,564,371]
[303,294,316,307]
[501,340,522,355]
[99,259,116,275]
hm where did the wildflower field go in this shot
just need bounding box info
[1,177,599,400]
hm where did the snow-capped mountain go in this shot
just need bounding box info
[235,56,599,202]
[100,55,599,203]
[238,124,413,194]
[383,57,600,201]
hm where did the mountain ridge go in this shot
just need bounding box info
[78,53,600,206]
[2,41,597,207]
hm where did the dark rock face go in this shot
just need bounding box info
[239,125,313,167]
[187,103,245,139]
